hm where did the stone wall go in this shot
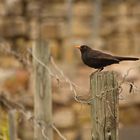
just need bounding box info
[0,0,139,59]
[0,1,140,140]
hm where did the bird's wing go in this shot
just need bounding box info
[87,50,120,63]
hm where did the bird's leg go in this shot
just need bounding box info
[92,68,104,75]
[99,67,104,72]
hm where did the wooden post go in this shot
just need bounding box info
[91,0,102,49]
[90,71,119,140]
[33,41,53,140]
[8,110,17,140]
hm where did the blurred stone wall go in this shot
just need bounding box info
[0,1,140,140]
[0,0,139,60]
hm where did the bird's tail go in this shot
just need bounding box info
[115,56,139,61]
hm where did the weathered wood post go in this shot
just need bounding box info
[90,0,102,49]
[90,71,119,140]
[33,41,53,140]
[8,110,17,140]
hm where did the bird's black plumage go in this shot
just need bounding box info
[77,45,139,70]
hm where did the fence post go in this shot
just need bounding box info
[8,110,17,140]
[33,41,53,140]
[90,71,119,140]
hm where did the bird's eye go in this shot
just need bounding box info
[84,46,87,49]
[81,45,87,50]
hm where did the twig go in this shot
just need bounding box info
[41,126,50,140]
[52,124,67,140]
[0,42,28,67]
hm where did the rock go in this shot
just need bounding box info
[53,90,73,105]
[72,20,92,37]
[2,17,27,38]
[6,0,23,16]
[0,68,15,83]
[53,108,75,128]
[0,2,6,16]
[72,103,90,124]
[74,2,93,17]
[0,56,21,68]
[2,69,29,94]
[80,123,91,140]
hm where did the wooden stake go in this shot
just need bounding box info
[33,41,53,140]
[90,71,119,140]
[8,110,17,140]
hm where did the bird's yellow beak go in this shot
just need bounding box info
[75,46,80,49]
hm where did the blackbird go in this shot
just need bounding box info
[75,45,139,71]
